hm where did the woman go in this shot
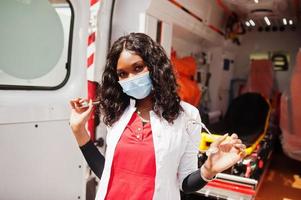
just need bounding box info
[69,32,246,200]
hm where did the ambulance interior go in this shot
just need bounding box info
[156,1,301,199]
[0,0,301,200]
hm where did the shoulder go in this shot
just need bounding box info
[179,101,201,122]
[180,101,199,115]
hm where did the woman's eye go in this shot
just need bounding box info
[134,65,144,72]
[117,72,127,78]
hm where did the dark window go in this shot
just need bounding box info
[272,53,289,71]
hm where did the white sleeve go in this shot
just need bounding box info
[177,106,202,190]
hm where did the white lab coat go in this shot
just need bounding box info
[95,99,201,200]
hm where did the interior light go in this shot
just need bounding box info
[245,21,251,26]
[275,61,285,65]
[289,20,293,25]
[264,16,271,26]
[249,19,256,26]
[254,0,259,3]
[283,18,287,25]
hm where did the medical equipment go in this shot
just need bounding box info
[80,100,101,108]
[185,119,220,156]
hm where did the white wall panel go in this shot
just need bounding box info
[0,121,85,200]
[161,22,173,57]
[176,0,210,21]
[147,0,224,46]
[145,14,158,41]
[208,47,234,114]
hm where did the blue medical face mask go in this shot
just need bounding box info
[118,72,153,99]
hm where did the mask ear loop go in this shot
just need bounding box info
[185,119,219,156]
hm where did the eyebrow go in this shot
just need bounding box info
[117,60,145,71]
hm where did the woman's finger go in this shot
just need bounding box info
[234,143,246,151]
[83,99,94,116]
[225,138,242,146]
[74,101,82,110]
[79,98,88,104]
[70,98,82,110]
[86,99,93,111]
[234,139,242,145]
[230,133,238,139]
[239,150,247,158]
[70,98,80,107]
[73,97,81,103]
[211,133,228,148]
[234,143,246,148]
[69,100,76,109]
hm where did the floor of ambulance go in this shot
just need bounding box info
[183,138,301,200]
[255,140,301,200]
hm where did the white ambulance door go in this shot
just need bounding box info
[0,0,90,199]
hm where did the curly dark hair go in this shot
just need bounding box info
[98,32,182,126]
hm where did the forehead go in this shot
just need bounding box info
[117,50,143,70]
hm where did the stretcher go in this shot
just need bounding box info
[195,92,275,200]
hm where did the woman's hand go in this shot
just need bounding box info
[69,98,94,146]
[201,133,246,179]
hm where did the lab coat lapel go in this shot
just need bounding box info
[108,99,136,148]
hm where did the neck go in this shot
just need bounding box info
[136,96,152,123]
[136,95,153,112]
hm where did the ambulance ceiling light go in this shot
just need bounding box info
[254,0,259,3]
[289,20,293,25]
[283,18,287,25]
[264,16,271,26]
[249,19,256,26]
[245,21,251,26]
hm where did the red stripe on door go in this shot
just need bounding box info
[90,0,99,6]
[87,54,94,68]
[88,32,96,46]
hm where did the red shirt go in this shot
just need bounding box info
[105,112,156,200]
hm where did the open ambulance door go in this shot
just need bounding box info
[0,0,107,199]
